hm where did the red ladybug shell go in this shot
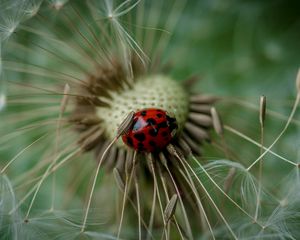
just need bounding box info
[122,108,178,152]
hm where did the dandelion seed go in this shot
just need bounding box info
[259,95,266,128]
[211,107,223,136]
[116,111,135,137]
[164,194,178,223]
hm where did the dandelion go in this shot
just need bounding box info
[0,0,300,240]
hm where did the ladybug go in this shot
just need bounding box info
[122,108,178,152]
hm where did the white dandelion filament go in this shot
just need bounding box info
[160,154,194,239]
[24,147,81,221]
[168,146,237,239]
[117,150,137,239]
[224,125,297,166]
[81,138,117,233]
[1,134,48,174]
[172,154,215,239]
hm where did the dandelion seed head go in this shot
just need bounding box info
[98,75,189,147]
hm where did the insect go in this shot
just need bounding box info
[122,108,178,152]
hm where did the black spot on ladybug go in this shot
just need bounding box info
[161,131,168,137]
[141,111,147,116]
[149,128,158,137]
[134,132,146,142]
[157,121,168,128]
[146,118,156,126]
[156,113,163,118]
[149,140,156,147]
[126,137,133,146]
